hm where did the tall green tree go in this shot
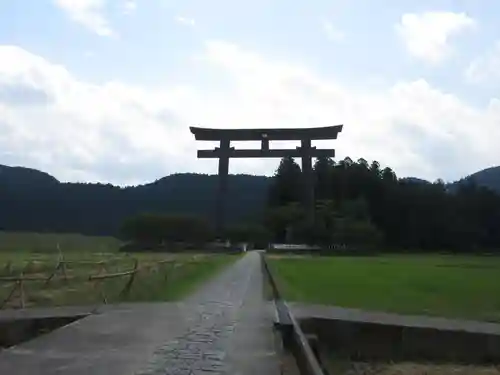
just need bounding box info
[370,160,381,177]
[381,167,397,182]
[314,156,334,200]
[268,156,303,207]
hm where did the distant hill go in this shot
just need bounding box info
[400,177,431,185]
[0,165,271,236]
[3,162,500,237]
[465,166,500,193]
[402,168,500,194]
[0,165,59,188]
[449,166,500,194]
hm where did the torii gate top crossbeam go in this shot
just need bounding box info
[189,125,343,141]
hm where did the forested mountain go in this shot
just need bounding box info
[3,160,500,252]
[0,165,270,235]
[0,165,59,187]
[453,166,500,194]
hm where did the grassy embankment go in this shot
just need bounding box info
[0,231,236,308]
[268,254,500,322]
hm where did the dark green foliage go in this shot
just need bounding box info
[267,156,303,207]
[0,166,269,236]
[266,156,500,252]
[4,159,500,252]
[225,224,270,244]
[265,198,382,247]
[264,202,304,242]
[121,214,214,244]
[313,156,335,200]
[332,217,383,248]
[121,214,167,243]
[316,199,382,248]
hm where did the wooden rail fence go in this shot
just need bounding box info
[0,256,201,309]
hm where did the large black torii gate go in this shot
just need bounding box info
[190,125,343,237]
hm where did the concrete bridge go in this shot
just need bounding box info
[0,252,284,375]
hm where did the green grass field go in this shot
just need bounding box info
[268,254,500,322]
[0,231,236,309]
[0,231,121,253]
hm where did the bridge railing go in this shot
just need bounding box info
[260,252,326,375]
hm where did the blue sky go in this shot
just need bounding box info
[0,0,500,185]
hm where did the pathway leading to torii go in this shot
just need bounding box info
[0,252,282,375]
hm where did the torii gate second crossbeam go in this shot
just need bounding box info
[190,125,343,237]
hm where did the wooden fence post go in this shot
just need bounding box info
[44,261,61,286]
[61,261,68,282]
[1,281,18,309]
[19,271,25,309]
[89,262,105,304]
[45,249,66,286]
[119,259,139,299]
[98,261,107,275]
[1,273,27,309]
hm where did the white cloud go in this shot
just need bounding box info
[175,15,195,27]
[395,11,475,65]
[195,41,500,181]
[1,41,499,185]
[54,0,116,37]
[0,45,191,185]
[465,41,500,83]
[321,19,345,42]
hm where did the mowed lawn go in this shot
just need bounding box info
[0,231,237,308]
[268,254,500,322]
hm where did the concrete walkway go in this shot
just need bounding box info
[290,303,500,334]
[0,252,281,375]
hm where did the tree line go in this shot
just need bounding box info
[120,155,500,253]
[264,156,500,252]
[3,160,500,253]
[0,170,268,235]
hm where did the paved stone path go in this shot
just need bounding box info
[137,251,280,375]
[0,252,281,375]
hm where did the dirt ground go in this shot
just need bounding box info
[324,359,500,375]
